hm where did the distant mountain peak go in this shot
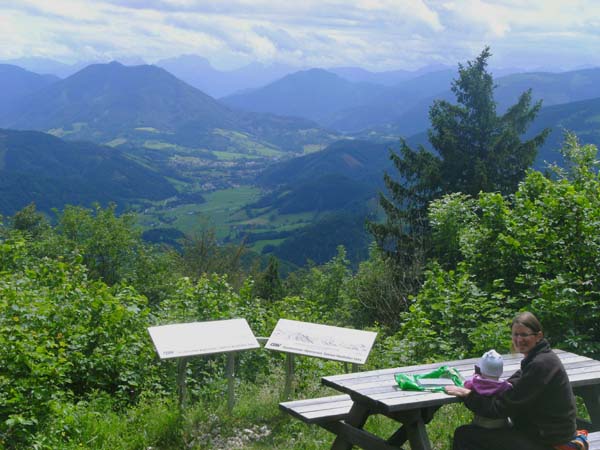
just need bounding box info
[285,68,341,80]
[157,54,213,68]
[4,60,233,138]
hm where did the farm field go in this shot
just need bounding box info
[137,186,317,253]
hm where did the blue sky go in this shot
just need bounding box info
[2,0,600,71]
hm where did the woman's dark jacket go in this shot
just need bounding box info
[463,339,576,445]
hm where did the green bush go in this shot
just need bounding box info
[399,134,600,359]
[0,234,155,447]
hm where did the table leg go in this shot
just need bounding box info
[575,384,600,432]
[331,402,371,450]
[405,417,432,450]
[387,407,438,450]
[386,426,407,447]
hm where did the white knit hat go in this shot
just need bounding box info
[479,349,503,378]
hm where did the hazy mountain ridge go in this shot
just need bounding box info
[0,64,59,118]
[155,55,296,98]
[4,62,237,139]
[6,54,449,98]
[369,67,600,138]
[1,61,337,155]
[327,63,453,85]
[495,68,600,109]
[222,69,387,125]
[524,96,600,165]
[221,69,456,133]
[328,70,456,132]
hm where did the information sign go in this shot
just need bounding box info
[265,319,377,364]
[148,318,260,359]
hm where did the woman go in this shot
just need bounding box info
[445,311,577,450]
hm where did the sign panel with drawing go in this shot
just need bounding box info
[265,319,377,364]
[148,318,260,359]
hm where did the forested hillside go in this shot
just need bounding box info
[257,139,390,188]
[525,96,600,165]
[0,129,176,214]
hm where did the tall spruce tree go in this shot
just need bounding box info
[369,47,549,264]
[254,256,283,301]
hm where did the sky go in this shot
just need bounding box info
[2,0,600,72]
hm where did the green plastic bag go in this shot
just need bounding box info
[394,365,464,392]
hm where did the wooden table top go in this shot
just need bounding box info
[322,350,600,414]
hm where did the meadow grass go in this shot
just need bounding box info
[213,151,261,160]
[251,239,286,253]
[143,140,185,151]
[105,137,128,147]
[134,127,162,133]
[166,187,262,237]
[38,367,470,450]
[211,129,284,158]
[301,144,326,154]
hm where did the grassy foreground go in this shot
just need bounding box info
[35,367,471,450]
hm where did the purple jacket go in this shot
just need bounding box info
[464,374,512,396]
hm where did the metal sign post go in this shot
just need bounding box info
[265,319,377,399]
[177,357,189,410]
[148,318,260,413]
[283,353,295,400]
[226,352,236,412]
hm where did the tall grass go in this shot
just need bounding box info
[33,367,472,449]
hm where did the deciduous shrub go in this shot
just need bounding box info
[0,232,154,447]
[397,135,600,359]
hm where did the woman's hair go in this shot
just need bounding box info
[511,311,543,334]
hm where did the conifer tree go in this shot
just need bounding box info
[254,256,283,301]
[369,47,549,263]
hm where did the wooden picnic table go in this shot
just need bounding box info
[281,349,600,450]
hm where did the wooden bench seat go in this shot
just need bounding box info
[279,394,353,424]
[280,399,600,447]
[589,431,600,450]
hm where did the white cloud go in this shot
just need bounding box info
[2,0,600,70]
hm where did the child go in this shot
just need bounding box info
[464,349,512,429]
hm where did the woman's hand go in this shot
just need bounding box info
[444,386,471,397]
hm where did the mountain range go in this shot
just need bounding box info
[222,69,388,126]
[222,69,457,132]
[368,67,600,138]
[0,55,457,99]
[0,61,337,155]
[221,66,600,136]
[4,58,600,265]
